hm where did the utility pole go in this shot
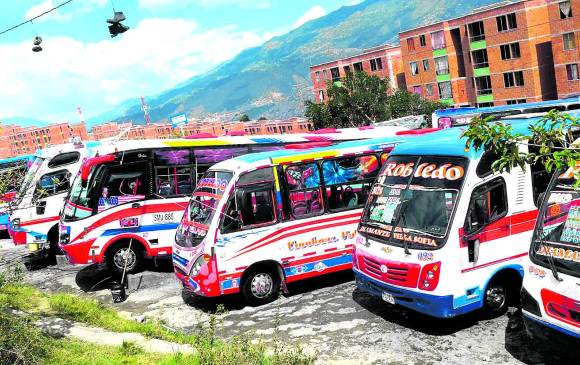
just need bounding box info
[141,96,151,125]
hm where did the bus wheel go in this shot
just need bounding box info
[483,277,508,317]
[106,242,142,275]
[241,268,280,306]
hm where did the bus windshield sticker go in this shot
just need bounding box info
[98,195,145,212]
[197,177,228,192]
[381,161,465,181]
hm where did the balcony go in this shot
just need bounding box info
[468,21,486,50]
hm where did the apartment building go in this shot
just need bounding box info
[0,121,90,158]
[309,44,405,103]
[400,0,579,107]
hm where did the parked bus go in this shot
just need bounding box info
[8,142,101,255]
[432,97,580,129]
[521,165,580,347]
[0,155,35,236]
[353,115,563,318]
[170,134,439,306]
[58,126,408,274]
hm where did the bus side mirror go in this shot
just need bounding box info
[36,200,46,215]
[467,237,479,263]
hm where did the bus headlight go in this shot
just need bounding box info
[189,254,211,277]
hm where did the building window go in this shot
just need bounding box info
[434,56,449,75]
[567,64,579,80]
[353,62,363,72]
[422,59,430,71]
[471,49,489,68]
[563,32,576,50]
[330,67,340,82]
[468,21,485,42]
[413,85,422,95]
[475,76,493,95]
[425,84,434,96]
[407,38,415,51]
[315,71,321,83]
[431,30,446,50]
[419,34,426,47]
[496,13,517,32]
[318,90,325,102]
[477,102,494,107]
[438,81,452,99]
[370,58,383,71]
[504,71,525,87]
[323,69,327,80]
[344,65,352,74]
[410,62,419,75]
[560,1,573,19]
[500,42,521,60]
[506,99,527,105]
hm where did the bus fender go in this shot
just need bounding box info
[99,234,151,261]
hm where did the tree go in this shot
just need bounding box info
[258,116,267,121]
[462,110,580,178]
[239,114,250,122]
[305,71,444,129]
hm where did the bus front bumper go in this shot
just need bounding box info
[354,268,479,318]
[523,313,580,347]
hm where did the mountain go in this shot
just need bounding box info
[1,117,49,127]
[89,0,499,127]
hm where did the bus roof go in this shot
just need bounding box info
[35,140,102,159]
[434,97,580,117]
[393,112,580,159]
[209,135,411,173]
[84,126,409,157]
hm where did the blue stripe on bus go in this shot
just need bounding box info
[102,223,179,236]
[284,254,352,277]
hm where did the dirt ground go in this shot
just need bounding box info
[1,242,574,365]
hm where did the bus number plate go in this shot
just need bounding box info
[382,292,395,304]
[153,212,174,223]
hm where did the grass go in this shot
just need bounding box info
[0,282,316,365]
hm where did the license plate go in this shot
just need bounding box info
[382,292,395,304]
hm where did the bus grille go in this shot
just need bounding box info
[362,256,420,288]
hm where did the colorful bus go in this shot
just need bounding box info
[0,155,35,236]
[353,116,557,318]
[58,127,408,274]
[432,97,580,129]
[8,142,101,256]
[170,134,435,306]
[521,165,580,347]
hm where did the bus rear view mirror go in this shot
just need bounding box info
[467,237,480,263]
[36,200,46,215]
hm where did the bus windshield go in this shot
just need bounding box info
[63,168,102,221]
[360,155,468,249]
[175,170,233,248]
[12,157,43,205]
[533,173,580,278]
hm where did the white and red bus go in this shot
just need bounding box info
[354,116,552,318]
[521,165,580,348]
[171,134,436,305]
[58,127,408,274]
[8,141,102,258]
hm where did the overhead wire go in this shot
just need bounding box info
[0,0,74,37]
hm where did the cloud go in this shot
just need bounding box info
[292,5,326,29]
[345,0,363,5]
[139,0,271,9]
[0,18,271,122]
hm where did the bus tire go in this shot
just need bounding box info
[241,267,280,306]
[482,276,509,317]
[105,241,143,275]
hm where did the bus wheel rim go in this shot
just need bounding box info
[251,273,273,299]
[114,248,136,269]
[486,285,506,309]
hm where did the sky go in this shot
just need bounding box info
[0,0,361,125]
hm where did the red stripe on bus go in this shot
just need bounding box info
[461,252,528,273]
[234,211,361,255]
[458,209,538,247]
[20,216,60,227]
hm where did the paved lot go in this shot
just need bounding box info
[1,243,571,364]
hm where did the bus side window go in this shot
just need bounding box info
[465,178,508,233]
[476,150,500,178]
[285,163,324,218]
[322,155,379,211]
[35,170,72,199]
[98,162,148,212]
[221,198,241,234]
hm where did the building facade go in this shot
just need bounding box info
[400,0,579,107]
[309,44,405,103]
